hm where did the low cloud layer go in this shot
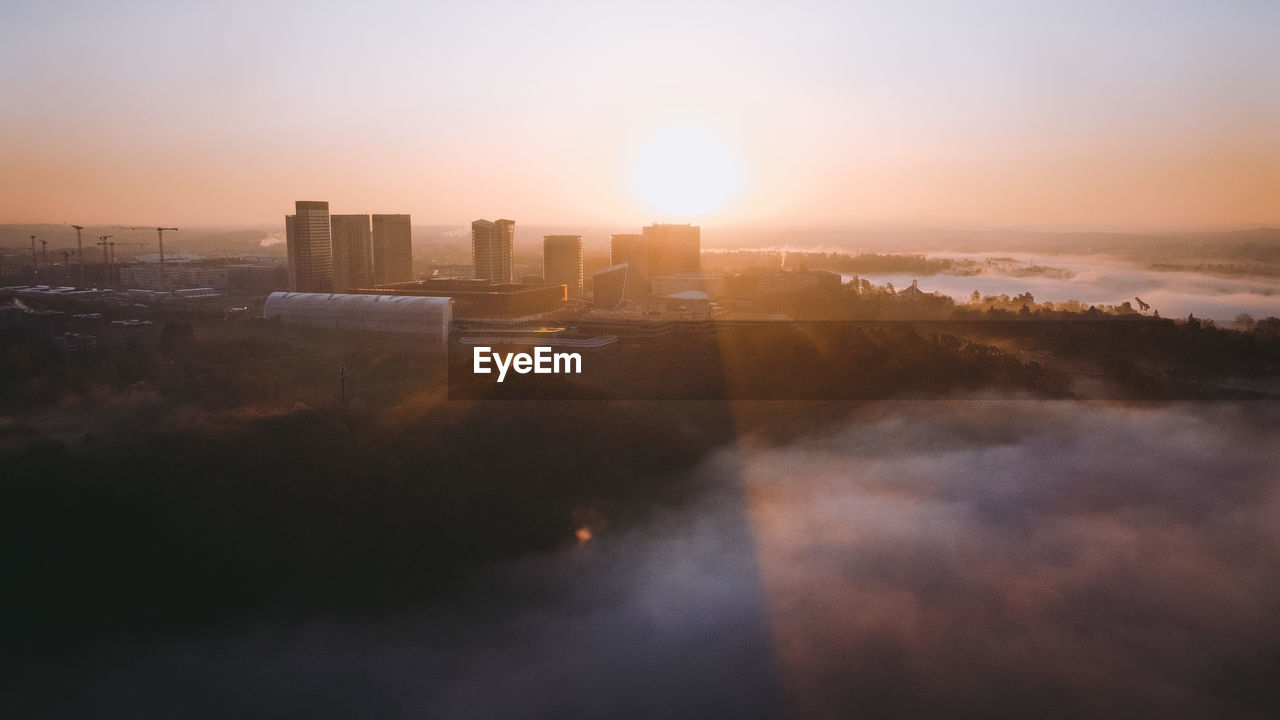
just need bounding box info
[861,254,1280,320]
[15,402,1280,719]
[744,401,1280,718]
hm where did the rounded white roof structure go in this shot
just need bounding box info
[264,292,451,343]
[666,290,709,300]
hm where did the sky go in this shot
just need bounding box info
[2,0,1278,228]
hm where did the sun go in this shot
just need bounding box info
[631,125,741,219]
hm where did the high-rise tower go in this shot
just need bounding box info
[642,223,700,275]
[472,218,515,284]
[372,213,412,284]
[610,233,647,275]
[330,214,372,290]
[542,235,583,297]
[286,200,333,292]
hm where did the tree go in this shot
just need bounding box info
[160,321,195,355]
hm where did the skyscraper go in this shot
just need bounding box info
[472,218,515,284]
[286,200,333,292]
[543,235,583,297]
[330,214,372,291]
[610,233,647,275]
[372,213,412,284]
[608,225,700,278]
[642,223,700,275]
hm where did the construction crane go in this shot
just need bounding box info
[30,235,38,268]
[155,227,178,264]
[99,239,148,264]
[40,239,48,264]
[71,225,85,285]
[124,226,179,264]
[97,235,114,264]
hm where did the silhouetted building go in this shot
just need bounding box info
[264,291,451,347]
[286,201,333,292]
[650,274,727,297]
[897,278,928,298]
[591,263,650,310]
[562,312,674,338]
[225,260,289,293]
[372,213,412,284]
[119,261,229,292]
[607,225,700,278]
[543,235,583,296]
[330,214,372,291]
[363,278,564,322]
[55,331,98,354]
[610,233,647,275]
[472,219,515,283]
[724,269,841,298]
[643,223,700,275]
[108,319,153,344]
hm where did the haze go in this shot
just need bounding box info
[20,402,1280,717]
[2,0,1279,228]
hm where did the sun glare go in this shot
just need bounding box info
[631,126,741,219]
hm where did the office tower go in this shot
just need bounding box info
[642,223,700,275]
[542,235,583,297]
[472,218,515,284]
[610,233,647,275]
[330,214,372,291]
[372,213,413,284]
[286,200,333,292]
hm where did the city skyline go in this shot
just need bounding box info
[2,1,1278,229]
[5,3,1280,716]
[286,202,413,292]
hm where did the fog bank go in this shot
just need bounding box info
[10,401,1279,719]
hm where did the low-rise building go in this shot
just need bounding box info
[360,278,565,324]
[263,292,452,348]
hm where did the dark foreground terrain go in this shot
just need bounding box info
[2,312,1279,717]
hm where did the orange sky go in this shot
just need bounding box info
[2,1,1278,228]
